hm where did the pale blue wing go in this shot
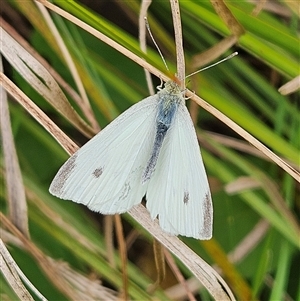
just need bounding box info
[50,94,158,214]
[146,103,213,239]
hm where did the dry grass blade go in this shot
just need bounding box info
[170,0,185,86]
[25,188,98,253]
[35,2,100,132]
[129,205,236,301]
[204,132,269,159]
[164,249,196,301]
[226,174,299,237]
[1,234,118,301]
[251,0,268,16]
[1,18,97,131]
[225,176,261,193]
[0,239,37,301]
[278,75,300,95]
[0,66,28,238]
[282,0,300,16]
[165,219,269,299]
[210,0,245,36]
[148,239,166,293]
[46,257,119,301]
[257,174,299,234]
[2,1,298,299]
[191,35,238,70]
[247,0,291,17]
[36,0,169,82]
[227,219,269,264]
[0,27,94,138]
[104,215,115,267]
[0,73,78,155]
[225,172,300,241]
[201,239,253,300]
[1,213,83,300]
[189,91,300,182]
[114,215,129,301]
[1,228,24,249]
[203,132,299,170]
[139,0,155,96]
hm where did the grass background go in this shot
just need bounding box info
[1,0,299,300]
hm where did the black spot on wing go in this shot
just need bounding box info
[183,191,189,204]
[92,167,103,178]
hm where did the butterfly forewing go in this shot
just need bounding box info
[50,94,158,213]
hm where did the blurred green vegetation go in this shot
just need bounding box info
[1,0,299,300]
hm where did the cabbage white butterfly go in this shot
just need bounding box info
[49,79,213,239]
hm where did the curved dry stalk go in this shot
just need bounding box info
[210,0,245,36]
[35,1,100,132]
[165,219,269,299]
[188,90,300,182]
[36,0,169,83]
[202,132,299,170]
[0,73,78,155]
[278,75,300,95]
[129,205,236,300]
[114,215,129,301]
[191,35,238,70]
[170,0,185,87]
[164,249,196,301]
[1,214,80,300]
[0,28,94,138]
[0,62,28,238]
[1,19,97,133]
[139,0,155,96]
[0,239,39,301]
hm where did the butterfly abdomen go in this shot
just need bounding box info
[142,83,183,183]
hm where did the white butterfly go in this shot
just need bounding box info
[49,80,213,239]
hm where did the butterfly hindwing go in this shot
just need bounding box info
[146,102,213,239]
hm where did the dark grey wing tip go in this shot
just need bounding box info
[49,154,78,197]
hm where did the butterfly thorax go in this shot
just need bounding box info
[157,80,184,124]
[142,81,182,183]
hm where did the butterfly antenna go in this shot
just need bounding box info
[186,52,238,79]
[145,17,169,72]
